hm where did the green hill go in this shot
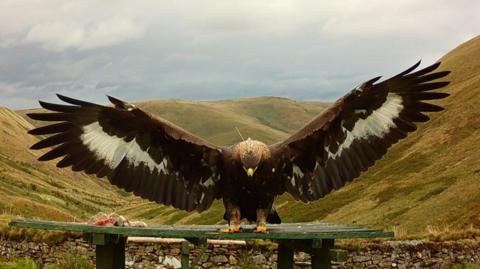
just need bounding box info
[0,107,128,224]
[136,96,329,145]
[5,36,480,236]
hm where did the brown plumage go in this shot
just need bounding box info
[28,61,450,232]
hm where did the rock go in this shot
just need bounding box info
[252,254,267,264]
[295,252,309,261]
[423,259,438,266]
[2,236,480,268]
[211,255,228,264]
[269,254,277,262]
[163,256,181,269]
[170,248,181,255]
[217,247,228,254]
[228,255,238,265]
[353,255,370,262]
[145,253,157,261]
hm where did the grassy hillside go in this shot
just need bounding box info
[136,96,329,145]
[7,36,479,237]
[0,107,128,224]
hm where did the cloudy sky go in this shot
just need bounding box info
[0,1,478,108]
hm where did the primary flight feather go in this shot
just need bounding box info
[28,61,450,232]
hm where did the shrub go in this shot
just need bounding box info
[450,263,479,269]
[238,250,261,269]
[56,253,93,269]
[0,257,40,269]
[0,254,93,269]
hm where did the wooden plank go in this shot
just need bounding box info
[277,242,294,269]
[92,233,106,245]
[311,239,334,269]
[94,234,126,269]
[127,237,246,245]
[8,219,394,240]
[311,247,331,269]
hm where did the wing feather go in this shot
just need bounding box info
[271,61,450,201]
[28,95,227,212]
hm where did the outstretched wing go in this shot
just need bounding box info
[28,95,227,212]
[270,61,450,202]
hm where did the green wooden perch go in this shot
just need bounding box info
[9,219,393,269]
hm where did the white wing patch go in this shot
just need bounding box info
[80,122,168,173]
[327,92,404,159]
[292,164,304,178]
[201,177,216,188]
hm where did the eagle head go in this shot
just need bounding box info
[235,138,270,177]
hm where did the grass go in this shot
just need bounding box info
[0,225,80,244]
[55,254,93,269]
[0,258,40,269]
[425,225,480,242]
[238,250,262,269]
[0,255,93,269]
[0,109,129,222]
[451,263,479,269]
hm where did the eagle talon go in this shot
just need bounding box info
[218,226,243,233]
[253,225,268,233]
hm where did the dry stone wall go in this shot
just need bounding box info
[0,238,479,268]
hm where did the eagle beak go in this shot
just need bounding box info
[246,167,256,177]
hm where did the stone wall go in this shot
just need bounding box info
[1,238,479,268]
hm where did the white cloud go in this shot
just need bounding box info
[318,0,476,38]
[24,21,85,51]
[0,0,478,108]
[24,18,143,51]
[0,0,145,51]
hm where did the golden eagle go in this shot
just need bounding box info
[28,61,449,233]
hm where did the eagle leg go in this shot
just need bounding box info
[253,208,268,233]
[219,206,243,233]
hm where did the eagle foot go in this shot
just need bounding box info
[253,225,268,233]
[218,226,243,233]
